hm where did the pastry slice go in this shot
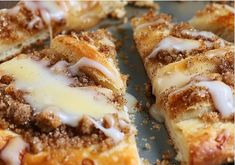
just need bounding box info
[189,3,234,42]
[0,0,126,61]
[131,11,234,165]
[0,29,140,165]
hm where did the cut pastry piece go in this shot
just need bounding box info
[50,30,126,94]
[132,11,234,165]
[0,0,126,61]
[0,30,140,165]
[189,3,234,42]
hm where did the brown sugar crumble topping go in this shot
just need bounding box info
[0,83,128,153]
[0,5,38,41]
[0,55,130,154]
[167,86,212,117]
[139,15,231,66]
[159,67,234,120]
[0,13,23,41]
[72,30,116,60]
[215,52,234,87]
[0,2,66,44]
[153,49,187,65]
[199,111,220,123]
[0,81,111,153]
[171,23,215,42]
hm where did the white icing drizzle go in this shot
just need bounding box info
[28,16,43,29]
[204,41,213,48]
[196,81,234,117]
[124,93,138,111]
[119,119,129,129]
[89,118,124,143]
[0,136,28,165]
[103,114,115,128]
[216,39,226,47]
[148,36,200,59]
[149,104,164,123]
[181,29,216,40]
[22,1,69,42]
[50,60,69,74]
[100,37,115,47]
[181,30,227,48]
[135,19,171,32]
[23,1,68,26]
[0,56,117,127]
[205,48,228,58]
[69,57,116,82]
[170,80,234,117]
[119,106,130,122]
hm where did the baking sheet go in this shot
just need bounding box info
[0,1,220,164]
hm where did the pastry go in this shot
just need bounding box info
[131,11,234,165]
[0,0,126,61]
[189,3,234,42]
[0,29,140,165]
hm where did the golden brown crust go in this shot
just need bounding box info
[0,130,139,165]
[0,121,140,165]
[189,128,234,165]
[0,30,140,164]
[156,48,234,121]
[132,11,234,165]
[23,136,139,165]
[165,118,234,165]
[131,11,172,60]
[51,30,126,94]
[131,11,231,82]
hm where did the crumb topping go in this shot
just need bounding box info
[170,23,192,38]
[215,52,234,81]
[134,11,232,66]
[171,23,217,42]
[153,49,187,65]
[207,51,235,87]
[0,4,38,41]
[159,69,234,120]
[199,111,220,123]
[0,56,130,153]
[132,12,172,34]
[0,13,18,40]
[72,30,116,59]
[0,83,129,153]
[152,26,230,65]
[0,2,65,43]
[167,86,212,118]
